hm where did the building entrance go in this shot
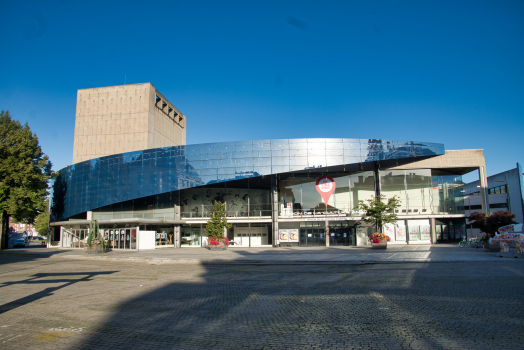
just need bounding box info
[328,222,356,246]
[105,228,136,249]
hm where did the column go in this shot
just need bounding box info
[271,175,279,247]
[325,220,330,247]
[478,166,490,214]
[430,217,436,244]
[174,193,181,248]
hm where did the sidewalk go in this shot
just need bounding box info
[2,243,520,264]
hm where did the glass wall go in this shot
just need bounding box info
[278,171,375,215]
[381,170,433,214]
[432,175,465,214]
[380,170,464,215]
[328,221,356,246]
[180,178,271,218]
[181,225,204,247]
[299,221,326,246]
[52,138,443,220]
[436,219,466,243]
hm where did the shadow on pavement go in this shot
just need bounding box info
[65,257,524,349]
[0,271,117,315]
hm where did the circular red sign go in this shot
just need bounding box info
[316,176,336,208]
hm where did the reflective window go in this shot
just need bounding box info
[52,138,444,220]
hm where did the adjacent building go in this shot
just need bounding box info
[463,164,524,237]
[72,83,186,164]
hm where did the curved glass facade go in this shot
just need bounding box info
[51,138,444,220]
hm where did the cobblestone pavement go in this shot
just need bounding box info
[2,243,515,264]
[0,255,523,349]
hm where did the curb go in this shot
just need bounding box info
[2,251,520,265]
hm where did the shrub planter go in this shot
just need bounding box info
[371,240,388,249]
[209,242,228,251]
[84,245,108,254]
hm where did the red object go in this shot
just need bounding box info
[316,176,336,208]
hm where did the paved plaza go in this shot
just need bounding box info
[1,243,518,265]
[0,247,523,349]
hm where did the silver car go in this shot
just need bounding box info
[13,238,26,248]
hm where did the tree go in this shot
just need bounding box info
[34,198,50,236]
[468,210,517,236]
[205,201,232,245]
[0,110,53,249]
[356,194,401,233]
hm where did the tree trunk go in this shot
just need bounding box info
[0,210,8,250]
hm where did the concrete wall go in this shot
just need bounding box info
[463,167,524,224]
[73,83,186,164]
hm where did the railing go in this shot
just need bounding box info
[279,209,366,218]
[181,210,272,219]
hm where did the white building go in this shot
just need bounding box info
[462,164,524,237]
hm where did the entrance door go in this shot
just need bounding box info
[329,226,355,246]
[105,228,135,249]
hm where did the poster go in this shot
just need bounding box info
[442,225,448,240]
[420,225,431,240]
[278,229,289,242]
[396,225,406,241]
[279,229,299,243]
[409,226,420,241]
[288,229,299,242]
[436,225,442,240]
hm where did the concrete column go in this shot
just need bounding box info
[430,218,436,244]
[374,163,381,197]
[86,211,93,220]
[271,175,279,247]
[174,194,181,248]
[325,220,330,246]
[478,166,490,214]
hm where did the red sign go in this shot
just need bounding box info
[316,176,336,208]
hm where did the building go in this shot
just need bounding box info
[462,164,524,237]
[50,84,492,250]
[72,83,186,164]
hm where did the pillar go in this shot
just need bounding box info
[430,217,436,244]
[478,166,490,214]
[271,175,279,247]
[174,193,181,248]
[325,220,330,246]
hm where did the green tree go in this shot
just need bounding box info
[34,198,50,236]
[356,194,401,233]
[205,201,232,243]
[0,110,53,249]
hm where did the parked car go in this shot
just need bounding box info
[13,238,26,248]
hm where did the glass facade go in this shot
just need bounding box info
[52,138,444,221]
[91,168,464,220]
[381,170,464,215]
[279,172,375,215]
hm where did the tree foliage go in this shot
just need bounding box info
[205,201,232,241]
[0,110,53,248]
[34,198,50,236]
[356,194,401,232]
[468,210,517,236]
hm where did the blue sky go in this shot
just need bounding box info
[1,0,523,183]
